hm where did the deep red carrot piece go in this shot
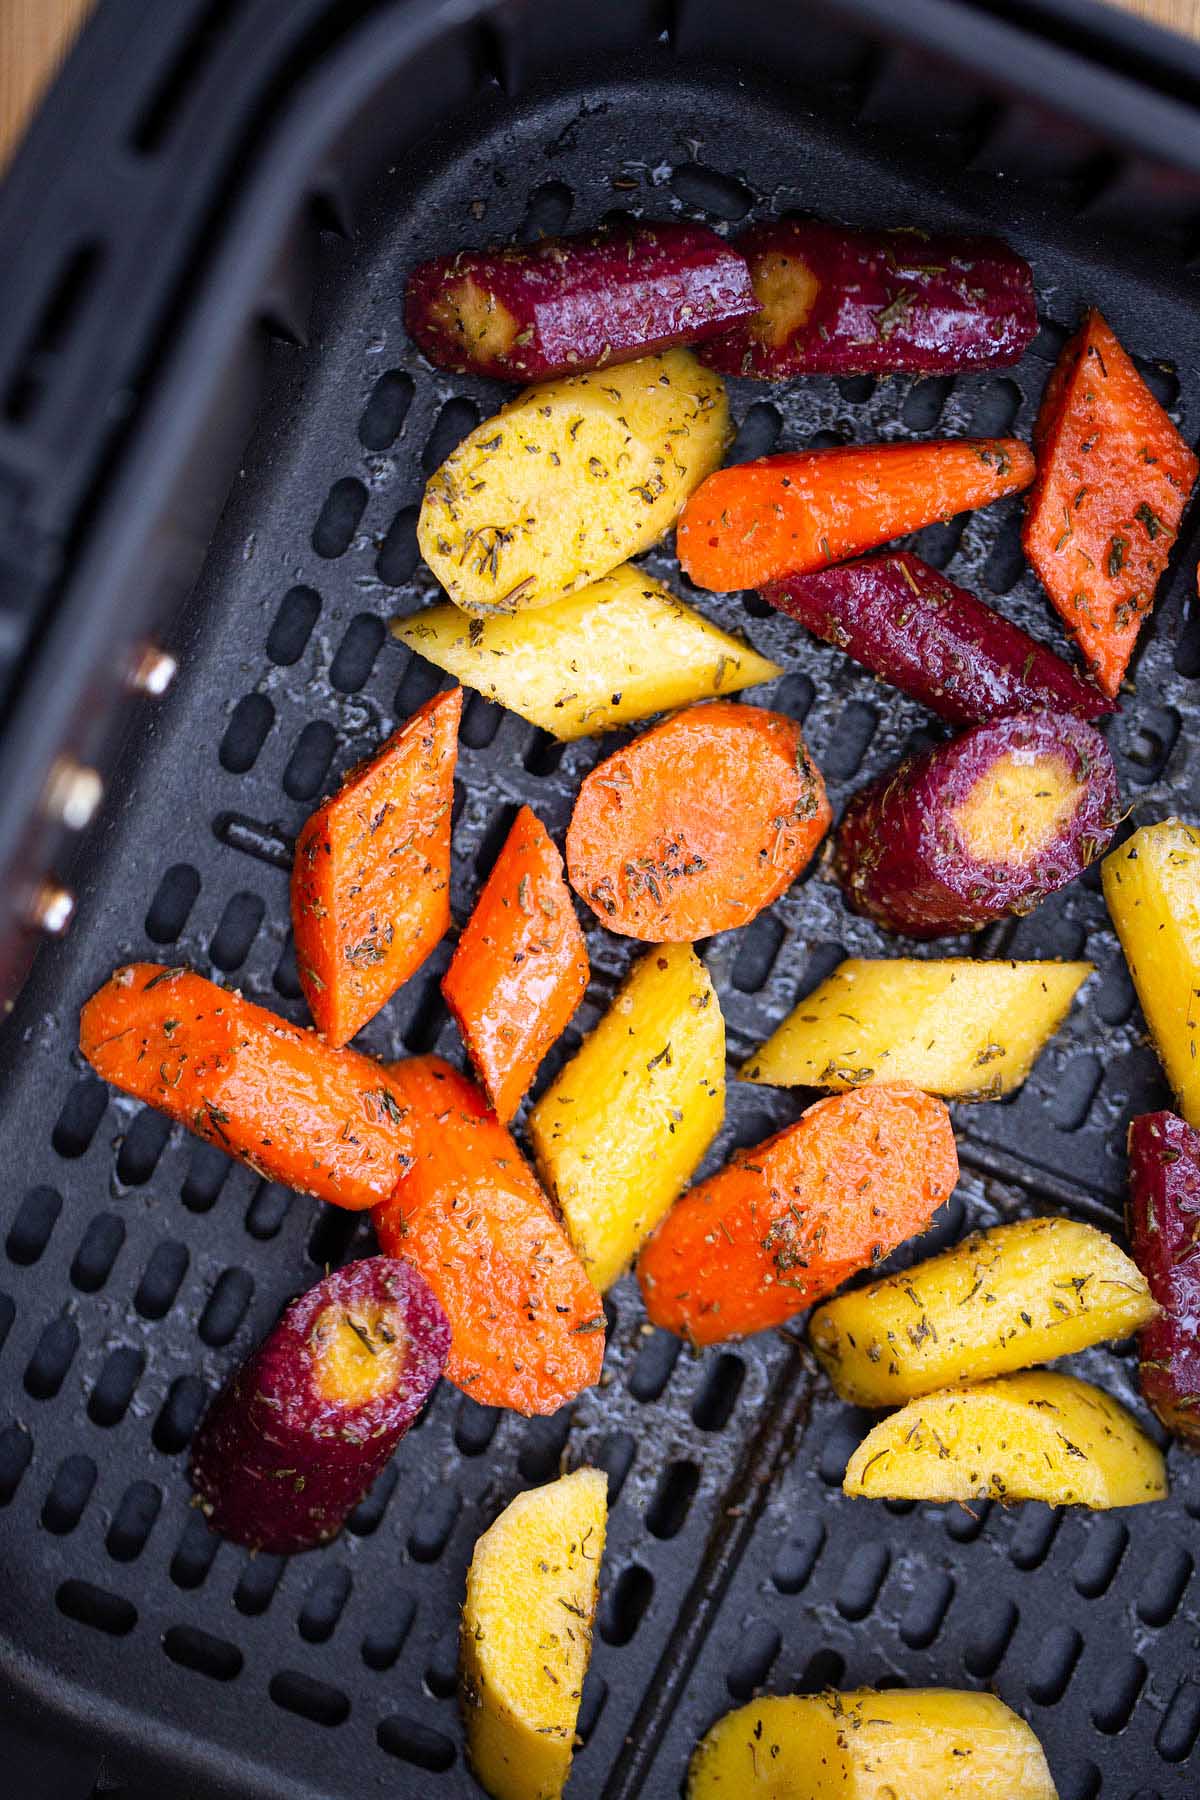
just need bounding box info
[763,551,1114,726]
[701,219,1035,378]
[292,687,461,1046]
[190,1257,449,1552]
[442,805,588,1122]
[834,711,1121,938]
[676,439,1035,593]
[1023,310,1197,698]
[1128,1111,1200,1446]
[405,220,757,380]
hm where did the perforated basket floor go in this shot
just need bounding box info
[2,44,1200,1800]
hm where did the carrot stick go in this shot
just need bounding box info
[1023,310,1197,698]
[292,686,461,1046]
[676,438,1035,592]
[638,1084,958,1345]
[441,805,588,1122]
[566,701,830,940]
[373,1056,604,1414]
[80,964,415,1210]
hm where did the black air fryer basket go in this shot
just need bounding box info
[3,2,1200,1795]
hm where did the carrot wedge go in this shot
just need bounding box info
[442,806,588,1121]
[373,1056,604,1414]
[676,438,1035,592]
[292,687,461,1046]
[1023,309,1197,698]
[80,964,414,1210]
[638,1084,958,1345]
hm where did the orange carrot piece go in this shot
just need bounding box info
[566,701,830,941]
[638,1084,958,1345]
[80,964,414,1210]
[441,805,588,1121]
[676,439,1035,592]
[292,687,462,1046]
[373,1056,604,1414]
[1023,310,1197,698]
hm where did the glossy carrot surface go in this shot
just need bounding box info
[701,219,1036,378]
[566,701,830,940]
[374,1057,604,1414]
[1024,310,1197,698]
[764,551,1114,726]
[406,218,757,380]
[676,438,1035,592]
[442,806,588,1121]
[292,687,461,1046]
[80,964,415,1209]
[639,1084,957,1344]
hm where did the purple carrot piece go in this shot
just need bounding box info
[191,1256,449,1553]
[763,551,1114,726]
[1128,1111,1200,1447]
[834,710,1121,938]
[405,219,758,380]
[700,218,1036,378]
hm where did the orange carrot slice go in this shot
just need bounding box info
[566,701,830,940]
[441,805,588,1121]
[676,439,1035,592]
[292,687,461,1045]
[373,1056,604,1414]
[80,964,414,1210]
[638,1084,958,1345]
[1023,310,1197,698]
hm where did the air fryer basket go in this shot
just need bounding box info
[3,3,1200,1796]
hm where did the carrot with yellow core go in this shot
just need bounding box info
[834,711,1120,937]
[190,1257,449,1552]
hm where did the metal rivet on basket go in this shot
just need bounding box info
[43,758,103,831]
[128,645,178,697]
[29,883,75,936]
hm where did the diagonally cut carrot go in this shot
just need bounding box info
[80,964,415,1210]
[638,1083,958,1345]
[442,805,588,1121]
[373,1056,604,1414]
[292,686,461,1046]
[675,438,1035,592]
[1023,310,1197,698]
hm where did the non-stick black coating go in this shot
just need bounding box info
[2,41,1199,1800]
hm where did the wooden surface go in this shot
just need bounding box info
[1,0,1199,171]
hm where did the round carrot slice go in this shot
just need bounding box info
[566,701,830,940]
